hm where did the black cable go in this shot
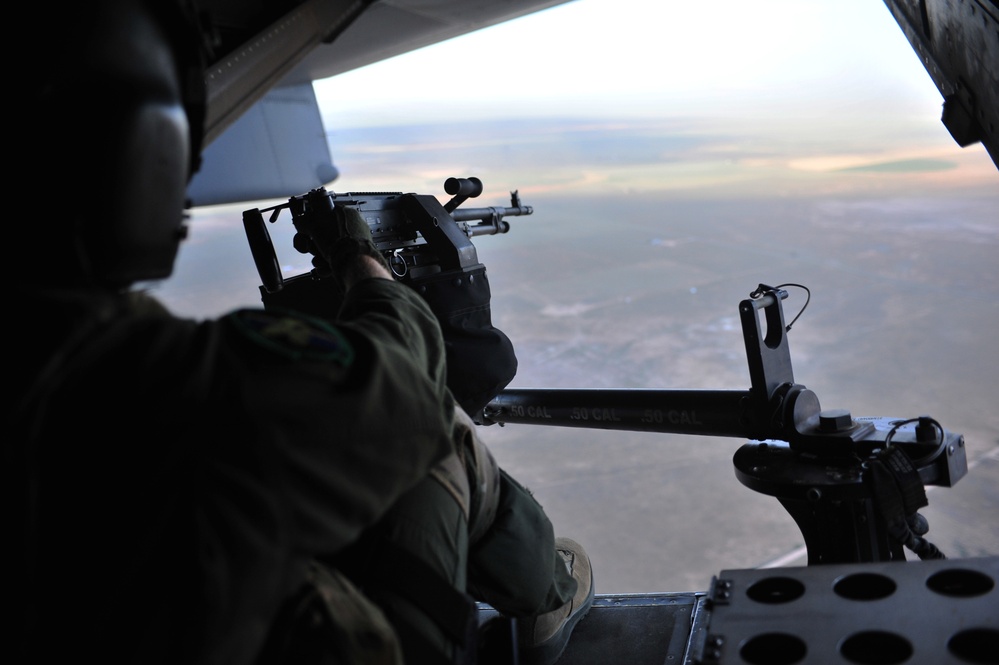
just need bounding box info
[773,282,810,332]
[884,416,945,465]
[887,517,946,560]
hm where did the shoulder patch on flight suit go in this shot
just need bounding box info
[226,309,355,365]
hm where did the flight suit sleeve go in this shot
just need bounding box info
[337,277,449,394]
[218,277,456,556]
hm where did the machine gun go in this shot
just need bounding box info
[484,285,969,565]
[243,178,967,566]
[242,177,531,317]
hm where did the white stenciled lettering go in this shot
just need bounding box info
[642,409,703,426]
[573,407,622,421]
[593,408,622,421]
[510,404,553,419]
[668,410,703,425]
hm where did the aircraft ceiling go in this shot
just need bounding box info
[198,0,575,146]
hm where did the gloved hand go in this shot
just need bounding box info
[292,189,389,278]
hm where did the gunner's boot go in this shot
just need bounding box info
[517,538,595,665]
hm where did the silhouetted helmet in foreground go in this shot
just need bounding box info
[19,0,208,288]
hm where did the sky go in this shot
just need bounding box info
[313,0,947,130]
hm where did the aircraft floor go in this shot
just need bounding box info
[477,592,705,664]
[477,555,999,665]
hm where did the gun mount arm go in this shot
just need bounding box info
[486,388,752,437]
[483,284,968,564]
[485,286,880,454]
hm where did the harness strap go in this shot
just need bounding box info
[431,405,502,547]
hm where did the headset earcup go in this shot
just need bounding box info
[91,100,191,284]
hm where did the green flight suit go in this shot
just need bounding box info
[12,276,573,665]
[13,279,454,664]
[337,422,578,664]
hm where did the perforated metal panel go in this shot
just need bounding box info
[694,556,999,665]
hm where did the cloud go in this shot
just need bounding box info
[835,158,957,173]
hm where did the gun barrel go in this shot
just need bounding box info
[451,204,532,237]
[451,205,533,222]
[465,221,510,237]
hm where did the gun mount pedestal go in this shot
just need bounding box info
[486,285,968,565]
[734,440,889,564]
[733,431,963,564]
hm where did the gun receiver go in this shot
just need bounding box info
[484,285,968,564]
[242,177,532,298]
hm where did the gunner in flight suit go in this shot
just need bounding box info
[10,2,593,664]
